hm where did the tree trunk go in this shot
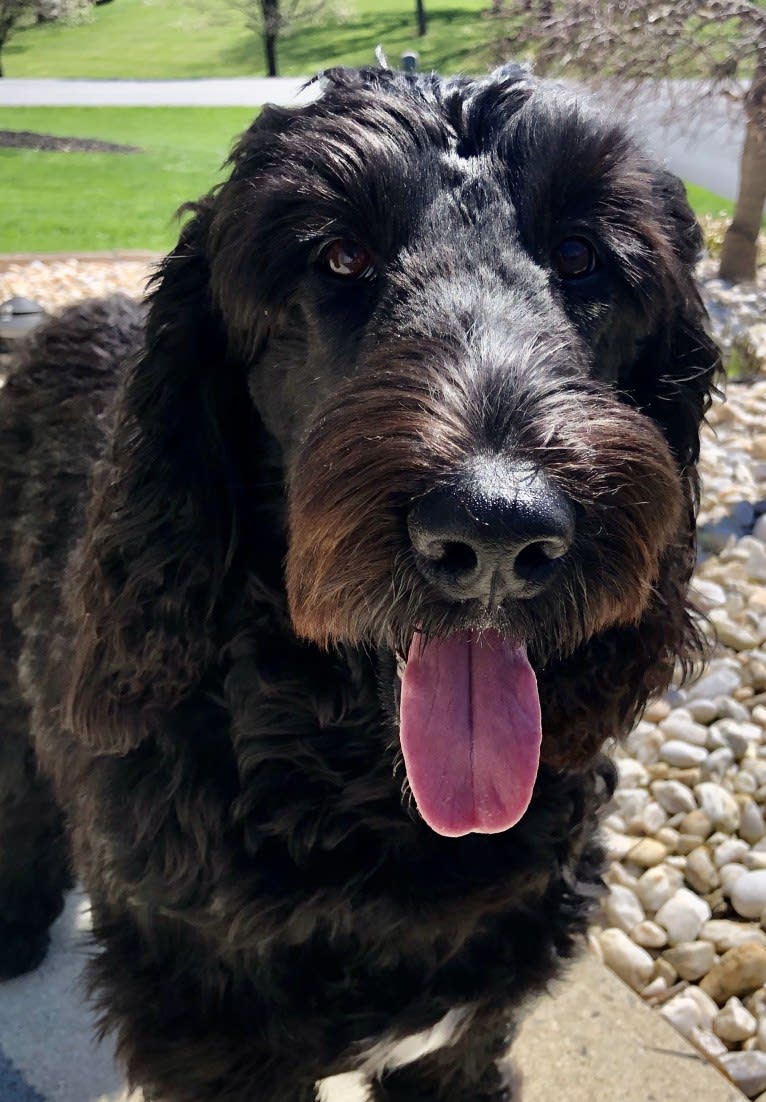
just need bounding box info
[265,30,277,76]
[0,17,16,78]
[719,71,766,284]
[415,0,426,36]
[260,0,279,77]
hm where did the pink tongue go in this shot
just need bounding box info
[399,630,541,837]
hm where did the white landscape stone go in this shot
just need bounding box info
[606,863,639,892]
[685,846,720,894]
[686,664,743,702]
[597,929,654,992]
[654,888,712,945]
[651,780,697,815]
[690,1026,729,1061]
[640,975,668,998]
[719,1051,766,1099]
[602,885,644,935]
[756,1015,766,1052]
[663,940,716,981]
[715,718,764,756]
[658,712,709,746]
[695,782,741,832]
[735,771,759,795]
[680,808,713,839]
[631,920,667,949]
[744,538,766,583]
[715,838,751,868]
[684,983,721,1030]
[714,996,757,1042]
[731,870,766,920]
[626,837,668,868]
[660,993,703,1040]
[720,862,749,895]
[703,746,736,777]
[686,697,721,724]
[602,829,637,861]
[616,758,649,787]
[636,865,684,913]
[629,801,667,835]
[659,740,708,768]
[701,920,766,952]
[710,611,759,650]
[691,579,727,608]
[611,787,650,820]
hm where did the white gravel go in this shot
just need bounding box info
[595,256,766,1097]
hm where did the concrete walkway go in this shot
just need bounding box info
[0,889,746,1102]
[0,77,304,106]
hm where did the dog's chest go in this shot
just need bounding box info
[317,1006,473,1102]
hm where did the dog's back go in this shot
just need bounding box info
[0,294,143,976]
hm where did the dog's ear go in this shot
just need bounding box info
[630,170,722,468]
[66,103,327,754]
[66,206,261,754]
[541,172,718,769]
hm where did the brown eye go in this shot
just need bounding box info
[552,237,597,280]
[318,239,374,279]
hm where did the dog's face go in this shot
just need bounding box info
[186,67,716,835]
[70,67,720,837]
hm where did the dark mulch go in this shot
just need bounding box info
[0,130,141,154]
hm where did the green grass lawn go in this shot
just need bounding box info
[685,182,766,233]
[0,107,757,253]
[0,107,256,251]
[684,182,737,222]
[5,0,495,79]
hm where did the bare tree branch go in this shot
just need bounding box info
[491,0,766,281]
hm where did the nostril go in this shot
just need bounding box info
[439,541,478,575]
[415,538,479,581]
[514,538,569,580]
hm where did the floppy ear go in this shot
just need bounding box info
[540,173,719,769]
[66,98,341,754]
[66,207,262,754]
[631,170,722,467]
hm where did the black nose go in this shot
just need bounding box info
[407,460,574,603]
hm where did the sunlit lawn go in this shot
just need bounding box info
[0,107,255,251]
[5,0,496,79]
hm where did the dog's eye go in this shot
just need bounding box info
[552,237,598,280]
[318,240,374,280]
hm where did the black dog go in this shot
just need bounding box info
[0,65,719,1102]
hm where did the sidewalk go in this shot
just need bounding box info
[0,890,745,1102]
[0,77,305,106]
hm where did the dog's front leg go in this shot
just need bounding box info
[370,1009,519,1102]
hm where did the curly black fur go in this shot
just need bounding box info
[0,66,719,1101]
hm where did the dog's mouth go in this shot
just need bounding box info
[392,629,542,838]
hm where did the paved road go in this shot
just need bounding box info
[616,84,744,203]
[0,76,744,200]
